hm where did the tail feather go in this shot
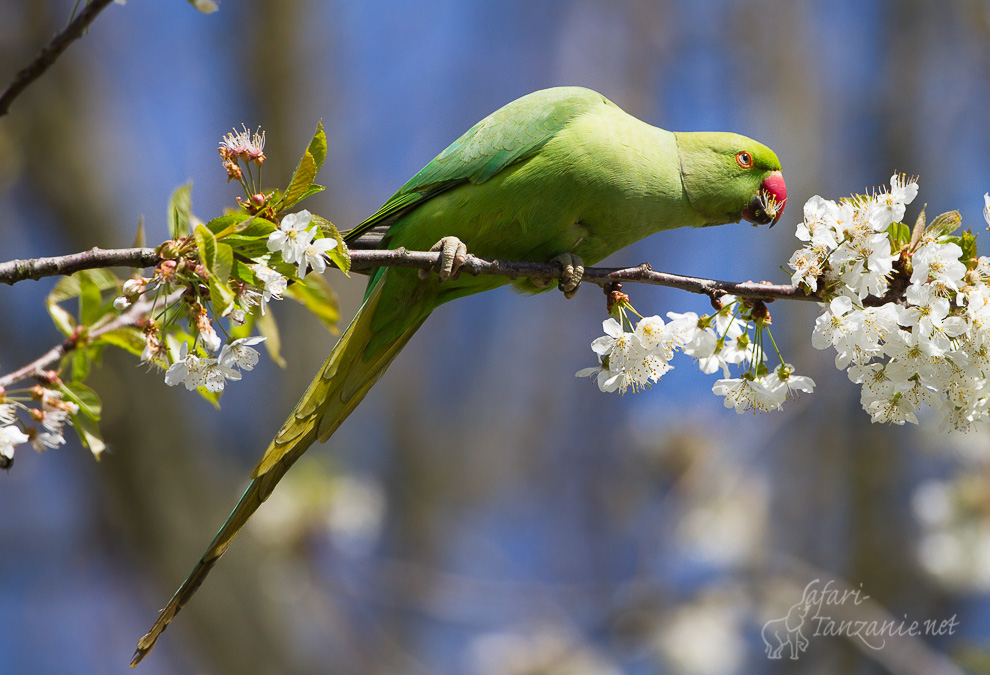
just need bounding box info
[130,277,426,667]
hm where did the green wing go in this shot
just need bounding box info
[343,87,610,244]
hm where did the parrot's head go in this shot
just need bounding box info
[675,132,786,228]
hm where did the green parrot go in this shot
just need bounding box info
[130,86,785,666]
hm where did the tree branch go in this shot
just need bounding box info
[0,296,150,389]
[0,0,118,118]
[0,244,821,303]
[0,247,160,285]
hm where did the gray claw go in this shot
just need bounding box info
[553,253,584,299]
[419,236,468,281]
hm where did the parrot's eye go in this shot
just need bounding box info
[735,151,753,169]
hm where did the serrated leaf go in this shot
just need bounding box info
[284,151,317,209]
[194,224,218,273]
[98,326,147,357]
[308,121,327,172]
[285,272,340,332]
[255,305,286,367]
[168,182,193,239]
[72,413,106,460]
[61,382,102,420]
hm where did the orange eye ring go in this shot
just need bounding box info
[735,151,753,169]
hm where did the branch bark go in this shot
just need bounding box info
[0,245,821,304]
[0,0,118,117]
[0,247,160,285]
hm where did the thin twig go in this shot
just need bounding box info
[0,0,118,117]
[0,296,151,389]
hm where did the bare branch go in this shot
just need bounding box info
[0,297,150,389]
[0,244,821,304]
[0,247,160,285]
[345,249,822,304]
[0,0,118,117]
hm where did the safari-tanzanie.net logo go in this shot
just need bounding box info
[761,578,959,660]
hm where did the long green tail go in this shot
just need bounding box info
[130,276,426,666]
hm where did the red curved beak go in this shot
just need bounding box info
[742,170,787,227]
[763,171,787,227]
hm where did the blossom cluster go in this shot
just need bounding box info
[577,299,814,413]
[114,256,284,393]
[792,176,990,430]
[112,201,343,397]
[0,384,77,468]
[267,209,339,279]
[164,336,266,393]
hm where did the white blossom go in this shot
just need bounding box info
[712,377,779,413]
[0,403,16,425]
[165,342,207,390]
[0,425,30,462]
[30,430,65,452]
[254,265,287,314]
[298,236,338,278]
[268,210,315,266]
[219,336,265,372]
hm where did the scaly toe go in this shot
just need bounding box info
[419,236,468,281]
[552,253,584,299]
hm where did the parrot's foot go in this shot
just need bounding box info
[419,236,468,281]
[538,252,584,299]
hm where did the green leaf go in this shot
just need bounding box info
[927,210,962,239]
[98,326,147,357]
[78,271,104,326]
[47,302,76,337]
[72,346,97,382]
[132,215,146,248]
[214,242,233,285]
[298,184,326,202]
[196,386,222,409]
[285,272,340,332]
[47,269,118,305]
[909,206,926,250]
[230,258,258,287]
[960,230,979,267]
[167,182,193,239]
[61,381,102,420]
[194,224,218,273]
[284,151,317,209]
[885,221,910,247]
[312,214,350,275]
[255,305,286,368]
[205,213,246,236]
[307,121,327,172]
[72,413,106,460]
[209,277,237,317]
